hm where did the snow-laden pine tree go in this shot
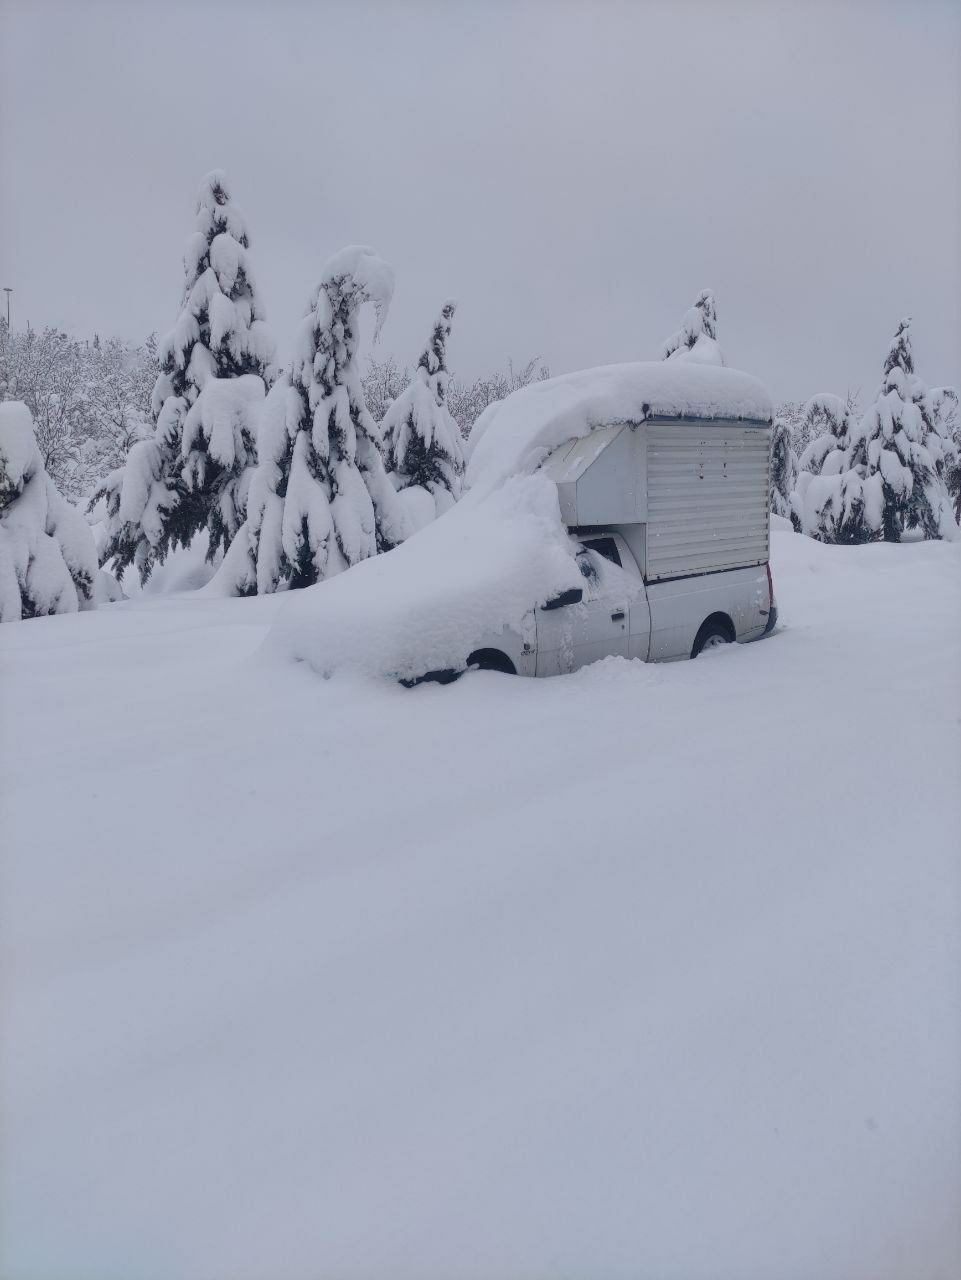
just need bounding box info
[795,394,857,478]
[382,300,464,528]
[662,290,722,362]
[930,387,960,521]
[789,394,866,543]
[769,417,798,518]
[215,246,410,595]
[95,170,275,580]
[0,401,103,621]
[845,318,957,542]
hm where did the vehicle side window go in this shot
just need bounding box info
[580,536,621,567]
[574,539,640,604]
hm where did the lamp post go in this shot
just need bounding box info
[2,288,10,328]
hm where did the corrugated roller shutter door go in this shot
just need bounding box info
[645,422,771,581]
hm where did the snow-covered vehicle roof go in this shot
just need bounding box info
[466,357,773,494]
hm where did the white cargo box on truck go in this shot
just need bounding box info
[468,355,773,584]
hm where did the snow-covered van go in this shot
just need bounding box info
[431,354,778,678]
[269,354,779,683]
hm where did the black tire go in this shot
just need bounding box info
[466,648,516,675]
[691,616,735,658]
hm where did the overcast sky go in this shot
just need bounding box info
[1,0,959,406]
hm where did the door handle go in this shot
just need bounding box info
[611,611,625,621]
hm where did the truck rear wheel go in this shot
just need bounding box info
[691,615,735,658]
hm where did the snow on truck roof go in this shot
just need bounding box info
[465,357,773,494]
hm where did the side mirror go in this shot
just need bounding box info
[541,586,583,611]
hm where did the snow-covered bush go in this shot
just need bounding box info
[382,300,465,528]
[95,170,276,581]
[214,246,410,596]
[662,290,721,362]
[0,401,103,622]
[769,417,798,518]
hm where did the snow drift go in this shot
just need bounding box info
[2,526,959,1280]
[264,474,581,679]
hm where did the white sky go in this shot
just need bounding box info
[1,0,959,406]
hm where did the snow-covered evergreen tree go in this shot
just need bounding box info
[795,394,856,478]
[382,300,464,526]
[95,170,276,580]
[769,417,798,518]
[791,326,958,544]
[930,387,960,521]
[662,290,721,361]
[215,246,410,596]
[0,401,102,621]
[789,394,866,543]
[845,318,957,542]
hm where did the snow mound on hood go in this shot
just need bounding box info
[264,474,581,679]
[466,360,772,495]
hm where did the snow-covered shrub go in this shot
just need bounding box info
[214,246,410,596]
[662,290,721,362]
[95,171,276,581]
[845,319,957,542]
[0,401,103,622]
[769,417,797,518]
[382,301,465,528]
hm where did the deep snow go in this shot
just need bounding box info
[1,527,960,1280]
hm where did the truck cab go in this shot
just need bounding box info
[529,523,775,676]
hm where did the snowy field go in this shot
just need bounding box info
[2,525,960,1280]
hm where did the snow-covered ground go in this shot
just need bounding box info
[2,526,960,1280]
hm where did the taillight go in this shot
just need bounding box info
[766,561,775,609]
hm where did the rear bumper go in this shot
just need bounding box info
[762,603,778,636]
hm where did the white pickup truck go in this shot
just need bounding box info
[271,357,780,685]
[422,526,776,681]
[415,358,779,681]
